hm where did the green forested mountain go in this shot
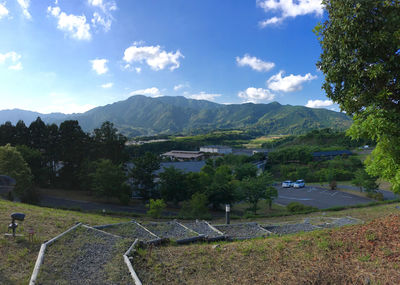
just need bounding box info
[0,95,352,136]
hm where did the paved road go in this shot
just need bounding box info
[275,186,374,209]
[337,185,399,200]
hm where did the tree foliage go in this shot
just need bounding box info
[240,172,276,214]
[129,152,160,200]
[0,144,36,203]
[316,0,400,192]
[90,159,129,204]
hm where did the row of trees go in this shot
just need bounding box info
[157,156,276,215]
[0,118,127,190]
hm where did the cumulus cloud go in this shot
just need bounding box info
[17,0,31,19]
[0,51,22,70]
[135,67,141,73]
[0,3,9,19]
[91,12,111,32]
[47,6,91,40]
[43,93,96,114]
[186,92,221,101]
[267,71,317,92]
[174,83,190,91]
[129,87,162,97]
[101,82,113,88]
[305,99,333,108]
[238,87,275,103]
[90,59,108,75]
[257,0,323,27]
[88,0,116,32]
[236,54,275,72]
[123,43,184,71]
[8,62,23,70]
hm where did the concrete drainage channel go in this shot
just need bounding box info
[30,216,363,285]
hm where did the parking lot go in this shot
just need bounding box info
[275,185,374,209]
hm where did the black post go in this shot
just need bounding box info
[225,204,230,225]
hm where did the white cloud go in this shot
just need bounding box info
[42,93,96,114]
[257,0,323,27]
[174,83,189,91]
[123,43,184,71]
[259,16,283,27]
[135,67,141,73]
[0,3,8,19]
[47,6,91,40]
[267,71,317,92]
[90,58,108,75]
[9,62,23,70]
[174,84,184,91]
[305,99,333,108]
[88,0,116,32]
[17,0,31,19]
[186,92,221,101]
[91,12,111,32]
[0,51,22,70]
[238,87,275,103]
[236,54,275,72]
[101,82,113,88]
[129,87,162,97]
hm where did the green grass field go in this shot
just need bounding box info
[1,199,400,284]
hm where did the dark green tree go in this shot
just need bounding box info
[234,163,258,181]
[58,120,89,189]
[159,167,188,205]
[316,0,400,192]
[90,159,129,204]
[93,121,127,163]
[206,165,238,209]
[0,144,36,203]
[240,171,276,214]
[29,117,48,150]
[129,152,160,200]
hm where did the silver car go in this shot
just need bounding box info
[282,180,293,188]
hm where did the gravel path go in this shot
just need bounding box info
[140,221,198,240]
[213,223,270,239]
[183,220,223,239]
[94,222,158,242]
[316,216,363,228]
[263,223,321,235]
[37,225,133,285]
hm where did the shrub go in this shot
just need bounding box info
[146,199,166,218]
[180,193,211,219]
[329,180,337,190]
[366,192,384,201]
[286,202,317,213]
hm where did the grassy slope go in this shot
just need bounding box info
[1,200,400,284]
[0,200,130,284]
[134,214,400,284]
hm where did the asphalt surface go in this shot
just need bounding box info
[275,185,375,209]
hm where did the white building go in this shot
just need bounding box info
[200,145,232,154]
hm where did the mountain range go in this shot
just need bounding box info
[0,95,352,137]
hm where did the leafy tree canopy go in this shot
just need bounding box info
[316,0,400,192]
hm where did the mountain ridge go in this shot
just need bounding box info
[0,95,352,137]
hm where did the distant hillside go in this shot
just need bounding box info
[0,95,352,136]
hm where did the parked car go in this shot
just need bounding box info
[293,179,305,188]
[282,180,293,188]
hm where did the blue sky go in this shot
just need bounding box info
[0,0,337,114]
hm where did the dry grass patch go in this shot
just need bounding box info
[0,200,130,284]
[133,215,400,284]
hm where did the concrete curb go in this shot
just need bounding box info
[29,222,82,285]
[132,220,160,240]
[123,239,142,285]
[81,224,122,239]
[174,221,205,244]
